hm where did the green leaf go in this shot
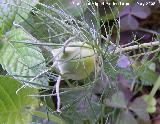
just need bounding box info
[0,28,48,87]
[0,0,38,34]
[0,75,38,124]
[0,0,19,34]
[15,0,38,23]
[137,63,158,85]
[105,91,127,109]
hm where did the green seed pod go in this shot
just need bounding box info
[142,95,157,113]
[52,42,96,80]
[146,106,156,113]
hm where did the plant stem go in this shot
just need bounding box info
[130,47,160,58]
[56,75,61,112]
[114,40,160,53]
[101,35,160,54]
[149,76,160,98]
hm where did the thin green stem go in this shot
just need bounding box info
[149,76,160,98]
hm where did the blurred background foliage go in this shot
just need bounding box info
[0,0,160,124]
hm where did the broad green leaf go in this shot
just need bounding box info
[15,0,38,23]
[0,28,48,87]
[0,0,38,34]
[137,64,158,85]
[0,75,38,124]
[0,0,19,34]
[105,91,127,109]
